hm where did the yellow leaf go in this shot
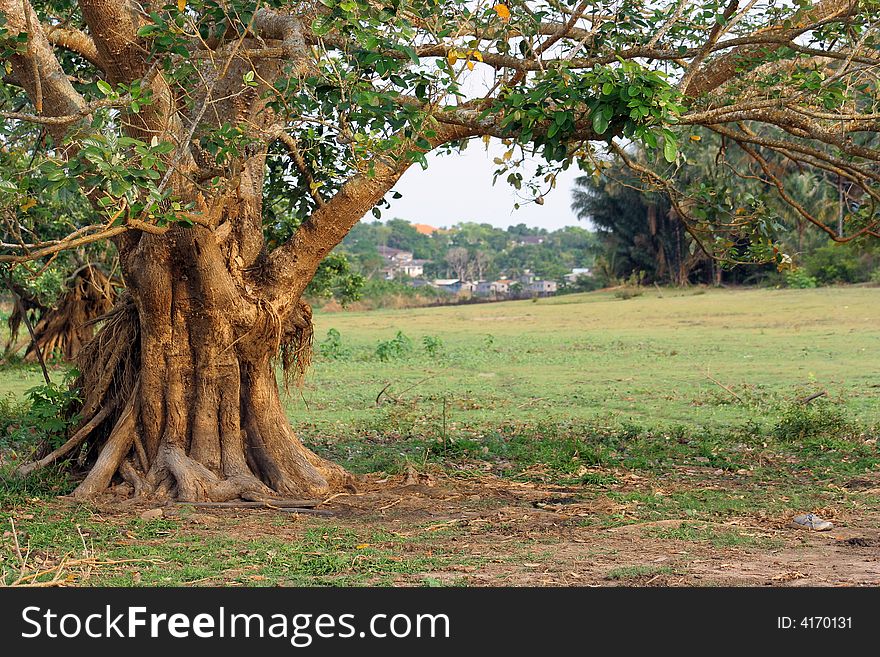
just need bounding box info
[447,51,458,66]
[20,198,36,212]
[467,60,475,71]
[690,135,701,141]
[177,0,186,12]
[471,50,483,62]
[356,543,370,549]
[493,4,511,22]
[482,134,491,146]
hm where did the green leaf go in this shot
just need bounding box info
[592,109,610,135]
[663,138,677,163]
[96,80,114,96]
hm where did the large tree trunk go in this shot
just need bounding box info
[68,194,353,502]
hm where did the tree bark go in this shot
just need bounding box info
[69,186,353,501]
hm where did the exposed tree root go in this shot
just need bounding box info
[18,289,355,503]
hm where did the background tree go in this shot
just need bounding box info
[572,156,705,286]
[444,246,470,280]
[1,0,878,502]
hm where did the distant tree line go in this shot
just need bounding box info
[337,219,599,285]
[572,136,880,288]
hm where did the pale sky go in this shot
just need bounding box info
[383,136,589,232]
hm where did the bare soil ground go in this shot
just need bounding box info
[80,471,880,587]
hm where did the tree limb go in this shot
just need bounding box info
[45,25,104,68]
[266,123,475,304]
[684,0,859,98]
[0,0,87,139]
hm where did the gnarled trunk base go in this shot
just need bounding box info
[54,226,353,502]
[66,298,352,502]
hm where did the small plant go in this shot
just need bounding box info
[614,287,643,300]
[318,328,350,360]
[422,335,444,358]
[21,382,82,448]
[783,268,818,289]
[614,270,645,299]
[375,331,413,361]
[773,399,851,442]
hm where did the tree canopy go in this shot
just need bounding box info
[1,0,878,271]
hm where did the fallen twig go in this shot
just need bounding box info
[378,498,403,511]
[705,367,743,403]
[3,518,165,587]
[797,390,828,405]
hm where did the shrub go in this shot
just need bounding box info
[422,335,444,358]
[783,268,818,289]
[318,328,350,360]
[802,242,871,284]
[773,400,851,442]
[614,287,643,299]
[375,331,413,361]
[20,383,81,448]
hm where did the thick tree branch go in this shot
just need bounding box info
[0,0,87,139]
[45,25,104,68]
[77,0,147,83]
[684,0,860,98]
[266,123,475,304]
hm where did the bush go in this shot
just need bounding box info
[19,383,81,448]
[783,268,818,289]
[375,331,413,361]
[614,286,643,300]
[422,335,444,358]
[773,400,851,442]
[318,328,350,360]
[802,242,871,285]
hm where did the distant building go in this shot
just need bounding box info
[412,223,439,236]
[399,259,428,278]
[378,245,430,279]
[529,280,557,296]
[475,280,509,297]
[433,278,462,293]
[377,245,412,262]
[515,235,545,246]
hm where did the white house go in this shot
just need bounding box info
[529,280,557,296]
[475,280,509,297]
[377,245,430,279]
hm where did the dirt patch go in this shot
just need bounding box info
[70,471,880,587]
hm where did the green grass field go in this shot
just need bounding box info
[1,286,879,586]
[296,285,880,442]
